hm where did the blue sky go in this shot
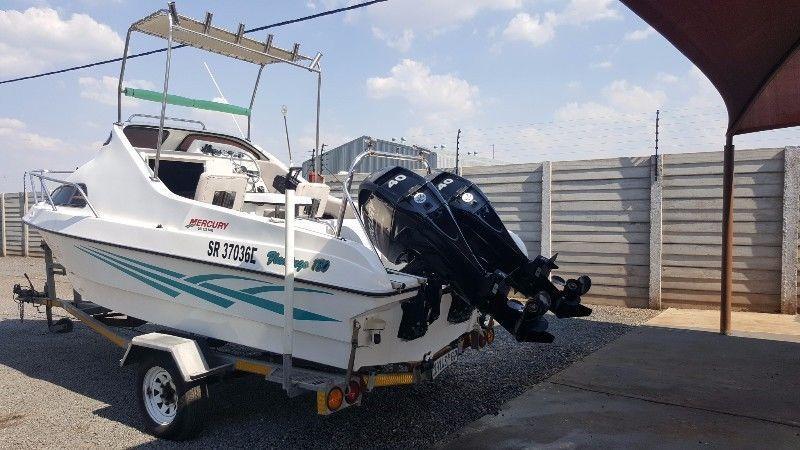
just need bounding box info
[1,0,798,191]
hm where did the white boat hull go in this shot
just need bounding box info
[39,230,477,370]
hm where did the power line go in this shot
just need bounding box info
[0,0,388,85]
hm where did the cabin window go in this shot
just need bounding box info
[50,184,88,208]
[177,134,261,160]
[148,159,205,199]
[124,126,170,149]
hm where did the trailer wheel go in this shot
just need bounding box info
[135,354,206,440]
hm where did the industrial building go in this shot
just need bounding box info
[301,136,501,177]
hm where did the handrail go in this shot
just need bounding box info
[126,113,206,130]
[23,170,99,218]
[334,139,432,238]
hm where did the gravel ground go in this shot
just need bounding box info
[0,256,657,449]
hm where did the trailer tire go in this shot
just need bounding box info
[135,354,206,440]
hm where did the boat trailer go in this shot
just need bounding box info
[12,243,496,439]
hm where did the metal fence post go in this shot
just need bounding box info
[0,192,5,257]
[649,154,663,310]
[22,192,29,257]
[780,147,799,314]
[540,161,552,257]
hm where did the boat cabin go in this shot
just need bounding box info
[123,123,336,220]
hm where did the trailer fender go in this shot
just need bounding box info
[120,332,221,383]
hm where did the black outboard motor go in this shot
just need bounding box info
[358,166,553,343]
[428,171,592,319]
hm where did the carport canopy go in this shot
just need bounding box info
[620,0,800,331]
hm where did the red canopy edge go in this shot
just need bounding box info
[620,0,800,136]
[619,1,800,333]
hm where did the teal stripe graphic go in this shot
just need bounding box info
[199,282,338,322]
[184,273,269,284]
[89,246,185,278]
[76,245,181,297]
[77,244,339,322]
[88,247,234,308]
[240,285,332,296]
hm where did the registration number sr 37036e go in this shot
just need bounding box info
[207,240,257,264]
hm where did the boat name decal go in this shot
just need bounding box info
[266,250,330,273]
[186,218,229,232]
[208,240,257,264]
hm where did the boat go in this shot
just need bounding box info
[22,2,592,413]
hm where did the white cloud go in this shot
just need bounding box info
[590,60,613,69]
[78,76,156,106]
[339,0,522,49]
[560,0,620,24]
[656,72,679,84]
[0,7,123,77]
[603,79,666,113]
[367,59,479,116]
[566,80,582,91]
[0,117,64,150]
[0,117,94,191]
[371,27,414,52]
[366,59,479,128]
[502,0,620,47]
[624,26,656,41]
[502,12,558,46]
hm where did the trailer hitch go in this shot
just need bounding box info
[12,274,48,322]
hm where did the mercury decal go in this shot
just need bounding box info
[186,218,229,232]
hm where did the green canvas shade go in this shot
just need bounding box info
[621,0,800,332]
[123,87,251,116]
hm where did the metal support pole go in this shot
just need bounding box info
[720,134,735,335]
[315,72,322,176]
[117,29,133,123]
[22,193,29,257]
[282,186,296,392]
[654,109,660,177]
[44,243,56,328]
[153,14,175,181]
[247,64,265,141]
[455,129,461,175]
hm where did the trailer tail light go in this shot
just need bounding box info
[345,379,362,404]
[327,387,344,411]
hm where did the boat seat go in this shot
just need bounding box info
[194,173,247,210]
[256,160,287,192]
[296,182,330,218]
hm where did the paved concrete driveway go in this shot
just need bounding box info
[445,310,800,449]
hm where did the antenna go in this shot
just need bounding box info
[202,62,245,138]
[282,105,293,166]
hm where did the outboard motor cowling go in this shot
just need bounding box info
[358,167,554,343]
[428,171,592,320]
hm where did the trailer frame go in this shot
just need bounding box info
[12,242,495,439]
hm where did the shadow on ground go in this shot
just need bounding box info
[443,325,800,449]
[0,305,653,448]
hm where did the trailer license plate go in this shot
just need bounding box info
[432,348,459,379]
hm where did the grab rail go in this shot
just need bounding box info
[126,114,206,130]
[334,139,432,238]
[23,170,99,218]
